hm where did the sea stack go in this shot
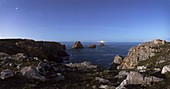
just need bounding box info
[100,43,105,46]
[112,55,123,64]
[88,44,96,48]
[72,41,84,49]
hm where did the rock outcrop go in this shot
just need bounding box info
[88,44,96,48]
[112,55,123,64]
[0,39,69,62]
[118,39,166,69]
[72,41,84,49]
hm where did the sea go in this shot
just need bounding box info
[61,42,140,68]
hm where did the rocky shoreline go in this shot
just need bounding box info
[0,39,170,89]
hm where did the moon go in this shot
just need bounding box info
[15,7,18,10]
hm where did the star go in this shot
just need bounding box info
[15,7,18,10]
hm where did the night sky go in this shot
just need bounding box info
[0,0,169,42]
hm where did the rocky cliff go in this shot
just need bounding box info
[0,39,69,62]
[118,39,167,69]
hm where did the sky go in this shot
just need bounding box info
[0,0,170,42]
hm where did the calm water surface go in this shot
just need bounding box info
[61,42,140,67]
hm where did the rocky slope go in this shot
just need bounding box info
[118,39,167,69]
[0,39,69,62]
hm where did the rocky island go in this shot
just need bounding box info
[0,39,170,89]
[72,41,84,49]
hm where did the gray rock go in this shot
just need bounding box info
[20,66,44,80]
[113,55,123,64]
[137,66,147,72]
[100,43,105,46]
[55,73,65,81]
[154,68,161,72]
[99,85,115,89]
[95,77,110,83]
[33,57,39,61]
[0,69,14,79]
[115,71,129,79]
[161,65,170,74]
[12,53,29,62]
[88,44,97,48]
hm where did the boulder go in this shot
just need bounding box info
[72,41,84,49]
[161,65,170,74]
[0,69,14,79]
[88,44,96,48]
[112,55,123,64]
[20,66,44,80]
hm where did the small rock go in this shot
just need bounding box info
[152,39,166,45]
[100,43,105,46]
[99,85,115,89]
[66,61,97,69]
[112,55,123,64]
[95,77,110,83]
[12,53,29,62]
[17,63,22,69]
[137,66,147,72]
[116,71,163,89]
[20,66,44,80]
[33,57,39,61]
[88,44,97,48]
[0,69,14,79]
[161,65,170,74]
[55,73,65,81]
[154,68,161,72]
[115,71,129,79]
